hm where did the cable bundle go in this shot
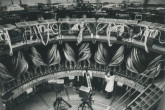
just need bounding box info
[143,27,159,52]
[96,23,115,47]
[106,23,114,47]
[126,48,146,74]
[142,55,162,78]
[23,26,33,42]
[36,21,57,46]
[95,43,125,68]
[0,63,14,82]
[30,47,46,67]
[49,23,58,35]
[77,22,85,45]
[31,26,40,41]
[34,22,58,45]
[127,48,162,77]
[0,29,4,41]
[46,44,61,66]
[0,29,13,56]
[63,43,76,64]
[133,26,159,52]
[94,43,108,65]
[10,51,29,79]
[78,43,91,64]
[38,24,49,46]
[70,22,93,45]
[108,45,124,66]
[109,24,125,36]
[107,23,129,47]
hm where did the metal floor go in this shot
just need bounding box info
[12,87,128,110]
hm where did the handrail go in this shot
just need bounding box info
[121,84,152,110]
[3,71,119,92]
[2,66,146,99]
[111,67,158,110]
[144,86,165,110]
[114,79,151,109]
[132,84,165,110]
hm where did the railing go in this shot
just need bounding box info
[145,86,165,110]
[123,84,153,110]
[107,64,161,110]
[1,64,163,110]
[2,62,162,110]
[131,84,165,110]
[3,62,149,94]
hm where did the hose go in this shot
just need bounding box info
[3,29,13,56]
[30,47,46,67]
[78,43,91,63]
[46,44,61,66]
[109,45,124,66]
[94,43,107,65]
[0,63,13,81]
[63,43,76,64]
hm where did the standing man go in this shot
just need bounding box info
[105,71,115,99]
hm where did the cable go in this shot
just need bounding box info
[3,29,13,56]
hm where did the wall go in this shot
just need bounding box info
[0,0,71,5]
[147,0,165,4]
[0,0,165,6]
[0,0,125,5]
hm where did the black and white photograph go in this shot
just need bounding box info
[0,0,165,110]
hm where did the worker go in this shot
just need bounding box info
[105,71,115,99]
